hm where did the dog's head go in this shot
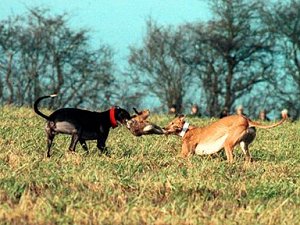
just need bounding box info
[126,108,165,136]
[113,106,131,125]
[163,115,185,135]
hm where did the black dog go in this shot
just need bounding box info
[34,94,131,157]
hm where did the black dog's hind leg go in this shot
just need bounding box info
[45,123,55,157]
[46,133,55,157]
[69,133,80,152]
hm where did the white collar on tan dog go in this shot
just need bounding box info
[179,122,189,137]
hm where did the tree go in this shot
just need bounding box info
[0,16,22,104]
[0,8,117,110]
[127,20,194,113]
[184,0,275,116]
[262,0,300,119]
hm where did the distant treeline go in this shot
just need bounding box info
[0,0,299,119]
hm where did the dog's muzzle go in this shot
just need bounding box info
[126,119,133,129]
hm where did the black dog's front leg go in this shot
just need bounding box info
[79,139,89,152]
[97,138,108,155]
[97,132,109,155]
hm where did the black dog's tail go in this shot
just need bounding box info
[33,94,57,120]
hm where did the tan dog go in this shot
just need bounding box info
[127,108,164,136]
[163,114,287,163]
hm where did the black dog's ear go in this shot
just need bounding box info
[114,106,131,121]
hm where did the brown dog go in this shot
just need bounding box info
[163,114,287,163]
[127,108,165,136]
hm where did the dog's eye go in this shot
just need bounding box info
[174,126,181,130]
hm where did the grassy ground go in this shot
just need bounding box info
[0,106,299,225]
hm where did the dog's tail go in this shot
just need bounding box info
[33,94,57,120]
[248,114,287,129]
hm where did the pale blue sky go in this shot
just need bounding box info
[1,0,212,108]
[1,0,211,62]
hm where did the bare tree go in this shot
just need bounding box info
[0,17,22,104]
[184,0,275,116]
[0,8,117,110]
[262,0,300,119]
[127,20,194,113]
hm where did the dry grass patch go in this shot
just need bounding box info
[0,106,299,224]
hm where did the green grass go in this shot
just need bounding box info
[0,106,300,224]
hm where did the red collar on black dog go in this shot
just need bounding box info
[109,107,118,128]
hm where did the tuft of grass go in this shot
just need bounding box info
[0,106,300,224]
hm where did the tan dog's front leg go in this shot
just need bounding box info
[181,141,190,157]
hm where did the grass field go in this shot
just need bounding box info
[0,106,300,225]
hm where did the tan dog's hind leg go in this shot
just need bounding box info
[224,126,248,163]
[224,143,234,163]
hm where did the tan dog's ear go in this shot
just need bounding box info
[178,114,185,122]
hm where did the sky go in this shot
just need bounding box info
[1,0,211,63]
[1,0,212,109]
